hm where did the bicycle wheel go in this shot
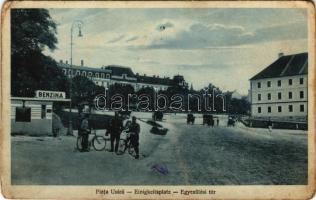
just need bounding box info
[116,139,127,155]
[76,136,84,151]
[92,136,106,151]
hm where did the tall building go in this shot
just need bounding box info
[249,52,308,121]
[57,60,187,91]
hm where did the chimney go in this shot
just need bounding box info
[59,60,63,64]
[81,60,84,67]
[144,74,146,77]
[278,52,284,58]
[65,60,68,65]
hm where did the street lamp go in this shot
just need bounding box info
[67,20,84,136]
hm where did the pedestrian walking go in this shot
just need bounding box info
[267,118,273,133]
[109,112,123,153]
[216,118,219,126]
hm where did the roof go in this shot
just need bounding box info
[58,63,112,73]
[11,97,71,102]
[104,65,135,77]
[137,75,172,85]
[250,52,308,80]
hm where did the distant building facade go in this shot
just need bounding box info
[58,60,188,91]
[249,52,308,120]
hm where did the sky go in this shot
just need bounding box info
[45,8,308,95]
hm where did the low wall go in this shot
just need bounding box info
[11,119,52,136]
[242,119,307,130]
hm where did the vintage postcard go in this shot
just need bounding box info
[1,1,315,199]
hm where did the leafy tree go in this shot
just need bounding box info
[11,9,57,54]
[108,83,135,109]
[11,9,67,97]
[227,96,251,115]
[71,76,104,108]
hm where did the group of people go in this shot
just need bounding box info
[107,112,140,159]
[78,112,141,159]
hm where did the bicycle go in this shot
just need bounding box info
[116,131,137,157]
[91,130,111,151]
[76,129,110,151]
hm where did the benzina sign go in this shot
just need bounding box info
[35,90,66,99]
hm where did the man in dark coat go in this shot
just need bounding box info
[127,116,140,159]
[80,114,90,152]
[110,112,123,153]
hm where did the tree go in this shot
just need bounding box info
[11,9,57,55]
[71,76,104,108]
[227,96,251,115]
[11,9,67,97]
[108,83,135,110]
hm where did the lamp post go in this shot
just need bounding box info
[67,20,84,136]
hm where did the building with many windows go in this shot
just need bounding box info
[249,52,308,121]
[59,60,112,88]
[58,60,188,92]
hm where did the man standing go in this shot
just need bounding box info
[127,116,140,159]
[80,114,90,152]
[110,112,123,153]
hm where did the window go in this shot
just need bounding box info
[278,106,282,113]
[268,106,271,113]
[289,92,292,99]
[41,105,46,119]
[16,107,31,122]
[277,80,281,87]
[289,79,292,85]
[288,105,293,112]
[300,91,304,99]
[68,69,73,75]
[267,81,271,87]
[62,69,67,75]
[106,74,110,79]
[278,92,282,100]
[300,78,304,84]
[76,70,80,76]
[300,105,305,112]
[88,72,92,77]
[101,73,105,79]
[258,94,261,101]
[258,107,261,113]
[257,82,261,88]
[267,93,271,100]
[95,73,99,78]
[82,71,86,77]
